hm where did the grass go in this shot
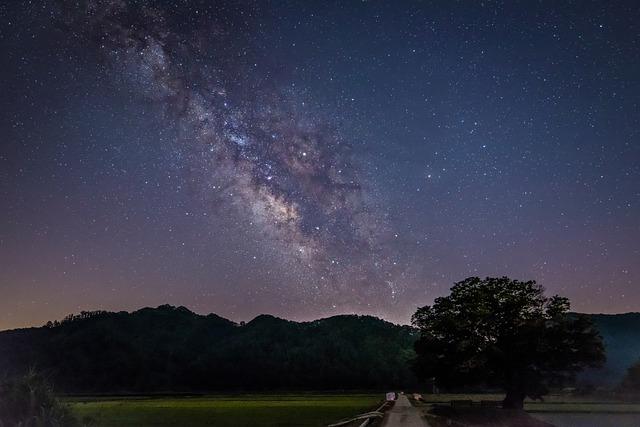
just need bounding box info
[67,394,382,427]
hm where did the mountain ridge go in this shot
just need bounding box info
[0,305,418,392]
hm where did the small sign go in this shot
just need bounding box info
[386,392,396,401]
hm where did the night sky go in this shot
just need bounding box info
[1,0,639,330]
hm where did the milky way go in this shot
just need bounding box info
[60,0,400,303]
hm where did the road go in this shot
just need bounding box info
[380,394,430,427]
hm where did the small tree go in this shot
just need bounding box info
[620,359,640,391]
[412,277,605,409]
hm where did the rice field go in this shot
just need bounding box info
[67,394,382,427]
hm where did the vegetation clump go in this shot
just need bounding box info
[0,371,81,427]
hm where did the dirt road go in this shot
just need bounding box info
[381,394,429,427]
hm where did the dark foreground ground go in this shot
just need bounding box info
[426,405,554,427]
[409,393,640,427]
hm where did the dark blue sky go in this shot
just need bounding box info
[1,0,638,329]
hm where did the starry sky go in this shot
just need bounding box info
[1,0,639,330]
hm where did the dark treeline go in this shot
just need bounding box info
[0,305,418,393]
[1,305,638,393]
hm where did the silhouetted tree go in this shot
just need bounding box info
[412,277,605,409]
[620,359,640,391]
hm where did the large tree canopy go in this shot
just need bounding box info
[412,277,605,409]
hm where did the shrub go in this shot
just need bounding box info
[0,370,80,427]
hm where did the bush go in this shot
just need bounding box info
[0,370,80,427]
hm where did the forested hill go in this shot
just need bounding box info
[1,307,638,392]
[0,305,418,392]
[583,313,640,386]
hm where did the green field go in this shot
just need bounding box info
[68,394,382,427]
[68,393,640,427]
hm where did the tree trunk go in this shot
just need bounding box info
[502,390,525,409]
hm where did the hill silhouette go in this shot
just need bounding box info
[0,305,417,393]
[582,313,640,386]
[0,306,637,392]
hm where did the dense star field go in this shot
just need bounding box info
[1,0,639,329]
